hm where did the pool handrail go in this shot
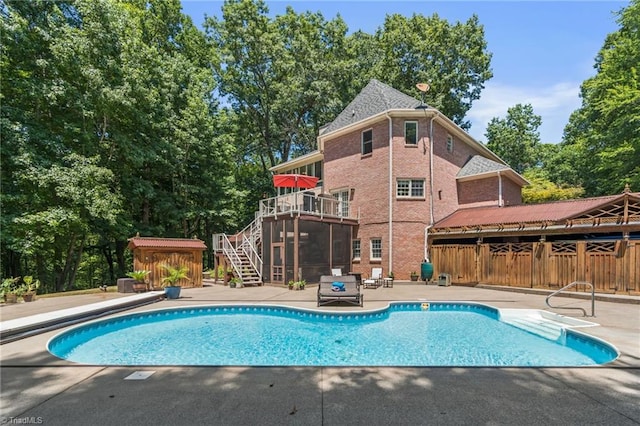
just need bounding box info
[545,281,595,317]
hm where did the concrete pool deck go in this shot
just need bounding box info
[1,283,639,425]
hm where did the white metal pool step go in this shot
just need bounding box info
[499,309,599,341]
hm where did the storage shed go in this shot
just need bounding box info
[127,236,207,288]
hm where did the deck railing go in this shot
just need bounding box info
[259,192,358,220]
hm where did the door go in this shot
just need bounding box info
[271,243,284,284]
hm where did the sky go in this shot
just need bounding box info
[180,0,628,144]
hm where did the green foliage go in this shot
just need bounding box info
[23,276,41,293]
[1,0,241,291]
[563,0,640,196]
[161,264,190,287]
[485,104,542,174]
[0,278,20,298]
[126,270,150,282]
[206,0,351,167]
[522,169,584,203]
[371,13,493,129]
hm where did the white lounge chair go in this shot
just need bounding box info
[363,268,383,289]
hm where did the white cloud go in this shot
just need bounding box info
[467,81,583,144]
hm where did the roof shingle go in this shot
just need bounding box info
[322,79,424,134]
[457,155,509,178]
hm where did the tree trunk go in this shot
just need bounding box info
[115,239,127,278]
[67,235,86,289]
[102,244,115,283]
[59,234,77,291]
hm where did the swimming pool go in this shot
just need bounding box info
[47,302,619,367]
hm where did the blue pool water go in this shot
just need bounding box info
[48,303,618,366]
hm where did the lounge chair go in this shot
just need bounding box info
[363,268,383,289]
[317,275,363,307]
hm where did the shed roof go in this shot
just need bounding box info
[127,237,207,250]
[434,192,640,229]
[322,79,424,134]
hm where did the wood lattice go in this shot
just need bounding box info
[551,242,576,254]
[511,243,533,253]
[489,243,510,253]
[586,242,616,253]
[572,195,640,224]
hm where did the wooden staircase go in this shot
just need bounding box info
[213,214,263,286]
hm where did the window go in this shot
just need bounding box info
[370,238,382,260]
[352,240,361,260]
[362,129,373,155]
[446,134,454,153]
[396,179,425,198]
[405,121,418,145]
[333,189,350,217]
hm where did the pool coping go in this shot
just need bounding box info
[0,292,164,343]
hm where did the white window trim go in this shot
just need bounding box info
[396,178,426,199]
[331,188,350,217]
[370,238,382,261]
[361,128,373,155]
[352,239,361,261]
[404,121,418,145]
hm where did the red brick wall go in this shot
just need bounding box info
[323,115,523,279]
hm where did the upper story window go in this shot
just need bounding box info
[397,179,425,198]
[362,129,373,155]
[333,189,350,217]
[446,134,454,153]
[352,239,361,260]
[405,121,418,145]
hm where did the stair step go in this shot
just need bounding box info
[502,317,564,341]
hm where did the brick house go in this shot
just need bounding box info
[213,79,639,291]
[313,79,526,280]
[214,79,527,284]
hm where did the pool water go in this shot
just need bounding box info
[48,303,618,367]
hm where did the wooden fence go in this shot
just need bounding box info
[430,240,639,294]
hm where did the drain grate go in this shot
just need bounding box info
[124,371,156,380]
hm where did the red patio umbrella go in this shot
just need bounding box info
[272,174,319,189]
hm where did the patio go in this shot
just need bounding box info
[1,283,639,425]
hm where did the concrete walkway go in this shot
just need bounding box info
[1,283,639,425]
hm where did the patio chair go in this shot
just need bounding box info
[317,275,363,307]
[331,268,342,276]
[363,268,383,289]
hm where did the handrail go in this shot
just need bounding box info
[241,234,263,282]
[259,193,357,220]
[545,281,595,317]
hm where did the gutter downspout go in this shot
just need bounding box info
[498,171,504,207]
[387,113,393,275]
[425,110,439,262]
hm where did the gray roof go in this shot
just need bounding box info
[322,79,425,134]
[457,155,509,178]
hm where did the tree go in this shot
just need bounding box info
[1,0,240,290]
[205,0,351,168]
[485,104,542,174]
[372,13,493,129]
[563,0,640,196]
[522,169,584,203]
